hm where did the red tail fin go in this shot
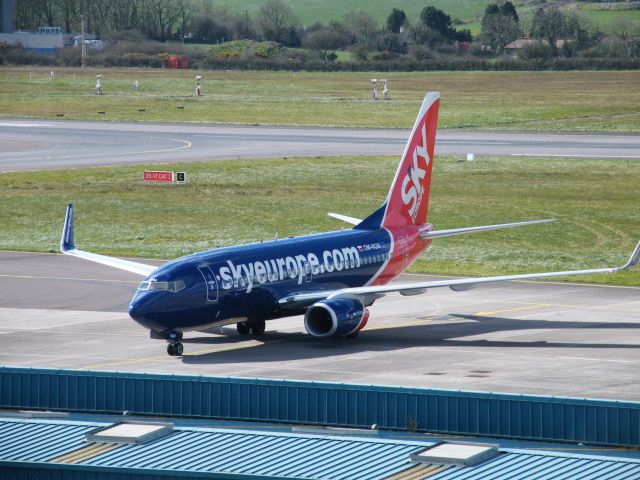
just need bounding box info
[382,92,439,228]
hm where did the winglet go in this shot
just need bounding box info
[60,203,75,252]
[619,240,640,271]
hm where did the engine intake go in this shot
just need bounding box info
[304,298,369,338]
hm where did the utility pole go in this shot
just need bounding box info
[81,15,87,70]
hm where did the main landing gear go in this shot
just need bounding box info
[237,320,266,336]
[165,330,184,356]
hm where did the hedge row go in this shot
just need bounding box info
[2,46,639,71]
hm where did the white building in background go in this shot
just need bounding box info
[0,26,64,55]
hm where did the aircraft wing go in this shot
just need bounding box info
[279,240,640,308]
[60,204,157,277]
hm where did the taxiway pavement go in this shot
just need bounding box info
[1,251,638,401]
[1,120,639,171]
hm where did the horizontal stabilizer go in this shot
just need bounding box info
[60,204,157,277]
[327,212,362,226]
[421,219,556,240]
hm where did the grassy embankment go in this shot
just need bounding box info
[1,68,639,132]
[1,155,638,286]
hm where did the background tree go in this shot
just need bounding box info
[530,7,566,55]
[346,10,378,48]
[420,6,451,39]
[419,5,470,43]
[59,0,79,33]
[481,14,520,54]
[258,0,298,46]
[192,15,228,43]
[386,8,406,34]
[108,0,142,32]
[376,31,408,55]
[484,4,500,16]
[144,0,182,41]
[609,18,639,57]
[500,2,519,24]
[230,9,256,40]
[481,2,521,54]
[302,27,350,61]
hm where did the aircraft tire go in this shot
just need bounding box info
[167,343,176,356]
[175,343,184,356]
[250,321,266,336]
[237,322,251,335]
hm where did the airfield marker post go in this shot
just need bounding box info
[95,75,103,95]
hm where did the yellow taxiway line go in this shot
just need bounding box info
[473,304,552,316]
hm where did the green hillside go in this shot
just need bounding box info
[206,0,488,26]
[205,0,640,34]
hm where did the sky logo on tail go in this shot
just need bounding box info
[401,122,430,221]
[382,93,439,228]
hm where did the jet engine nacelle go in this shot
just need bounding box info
[304,298,369,337]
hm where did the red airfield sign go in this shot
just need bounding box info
[144,171,174,182]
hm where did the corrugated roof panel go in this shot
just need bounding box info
[80,427,424,480]
[428,452,640,480]
[310,443,415,480]
[1,418,639,480]
[51,443,121,464]
[0,420,96,462]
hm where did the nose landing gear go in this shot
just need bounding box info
[165,330,184,356]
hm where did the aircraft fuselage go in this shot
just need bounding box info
[129,225,428,333]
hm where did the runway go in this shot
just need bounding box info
[1,120,639,171]
[1,251,638,401]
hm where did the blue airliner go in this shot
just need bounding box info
[60,92,640,356]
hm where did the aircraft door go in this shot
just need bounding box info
[198,265,219,303]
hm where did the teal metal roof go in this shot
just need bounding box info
[0,418,427,479]
[429,450,640,480]
[1,417,639,480]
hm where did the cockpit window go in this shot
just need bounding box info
[138,280,185,293]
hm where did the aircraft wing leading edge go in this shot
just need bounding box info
[60,204,157,277]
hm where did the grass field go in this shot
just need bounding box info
[1,155,638,286]
[1,68,639,132]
